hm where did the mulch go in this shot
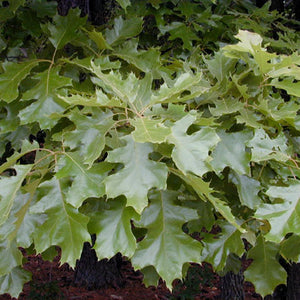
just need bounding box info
[0,250,263,300]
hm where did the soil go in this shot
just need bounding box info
[0,250,263,300]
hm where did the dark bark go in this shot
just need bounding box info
[56,0,116,25]
[294,0,300,20]
[270,0,284,12]
[286,263,300,300]
[220,270,245,300]
[256,0,284,12]
[74,236,124,289]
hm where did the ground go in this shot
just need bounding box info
[0,250,263,300]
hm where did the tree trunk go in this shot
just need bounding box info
[256,0,284,12]
[74,235,124,289]
[270,0,284,12]
[286,263,300,300]
[294,0,300,20]
[57,0,116,25]
[220,270,245,300]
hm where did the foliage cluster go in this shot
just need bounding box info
[1,0,300,298]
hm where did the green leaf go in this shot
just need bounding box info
[47,9,86,49]
[0,267,31,299]
[211,130,252,175]
[255,181,300,243]
[104,135,168,213]
[229,172,261,209]
[256,97,299,123]
[0,0,25,21]
[0,165,32,227]
[85,29,113,50]
[105,16,143,46]
[150,73,209,104]
[0,140,38,174]
[205,51,236,82]
[91,64,152,111]
[115,0,131,10]
[0,192,46,248]
[174,172,245,232]
[168,113,219,176]
[272,78,300,97]
[280,235,300,263]
[62,108,114,167]
[0,61,39,103]
[114,39,162,76]
[89,198,138,260]
[209,98,244,117]
[202,221,244,271]
[247,128,291,162]
[158,22,199,50]
[55,152,112,208]
[141,266,160,287]
[244,235,287,297]
[0,242,23,276]
[131,117,171,143]
[19,68,72,128]
[30,178,90,268]
[132,191,202,289]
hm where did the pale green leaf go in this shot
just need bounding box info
[209,98,244,116]
[132,191,202,289]
[85,29,113,50]
[0,242,22,276]
[47,9,86,49]
[223,30,263,55]
[168,113,220,176]
[255,181,300,243]
[202,221,244,271]
[62,108,114,167]
[60,89,125,108]
[0,140,38,174]
[0,61,39,103]
[115,0,131,10]
[104,135,168,213]
[19,68,72,128]
[30,178,90,268]
[247,128,291,162]
[114,39,162,77]
[229,172,261,209]
[55,152,112,208]
[0,192,46,248]
[256,97,299,123]
[175,171,245,232]
[205,51,236,82]
[0,165,32,227]
[272,78,300,97]
[141,266,160,287]
[91,64,152,111]
[280,235,300,263]
[89,198,138,260]
[244,235,287,297]
[0,267,31,299]
[235,108,263,128]
[105,16,143,46]
[131,117,171,143]
[211,130,252,175]
[150,72,209,104]
[158,22,199,50]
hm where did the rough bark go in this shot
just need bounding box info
[57,0,116,25]
[220,270,245,300]
[294,0,300,20]
[286,263,300,300]
[74,236,124,289]
[270,0,284,12]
